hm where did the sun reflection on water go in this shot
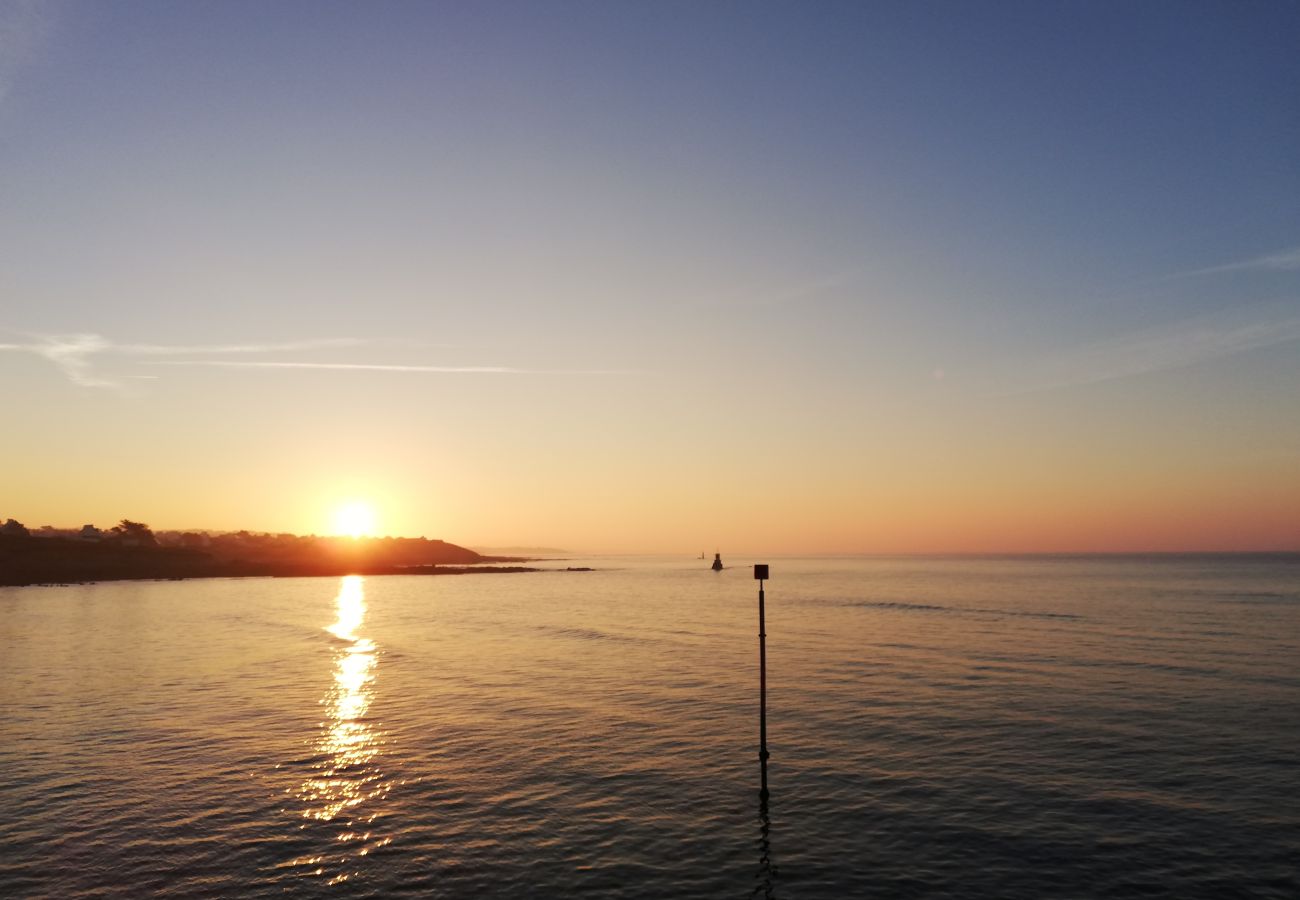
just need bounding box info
[291,575,395,884]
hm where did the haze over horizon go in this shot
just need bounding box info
[3,2,1298,554]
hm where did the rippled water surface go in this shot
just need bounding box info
[2,555,1298,898]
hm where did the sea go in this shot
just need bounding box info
[1,555,1298,899]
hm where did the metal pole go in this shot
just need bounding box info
[758,574,769,800]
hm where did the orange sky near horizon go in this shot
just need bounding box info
[3,335,1298,554]
[4,377,1297,554]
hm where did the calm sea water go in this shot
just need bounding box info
[2,555,1298,898]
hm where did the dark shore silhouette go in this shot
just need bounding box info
[0,520,536,586]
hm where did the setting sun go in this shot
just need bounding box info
[332,502,378,539]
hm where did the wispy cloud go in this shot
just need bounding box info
[765,270,858,306]
[994,303,1300,396]
[0,333,361,390]
[143,361,633,375]
[0,333,374,390]
[705,269,859,309]
[116,338,363,355]
[21,333,119,389]
[1164,246,1300,280]
[0,331,632,389]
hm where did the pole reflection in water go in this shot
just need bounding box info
[291,575,394,885]
[753,792,778,900]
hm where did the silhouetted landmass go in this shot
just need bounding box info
[0,525,536,587]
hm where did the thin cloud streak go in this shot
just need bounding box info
[707,269,859,309]
[143,360,635,375]
[0,331,634,387]
[1165,246,1300,280]
[117,338,364,355]
[993,303,1300,397]
[0,333,122,389]
[0,333,368,389]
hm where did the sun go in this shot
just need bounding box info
[332,502,378,539]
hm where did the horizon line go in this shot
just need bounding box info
[6,525,1296,558]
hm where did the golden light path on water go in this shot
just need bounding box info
[292,575,394,885]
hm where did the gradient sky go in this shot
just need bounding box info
[2,1,1298,553]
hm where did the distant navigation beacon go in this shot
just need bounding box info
[712,552,724,571]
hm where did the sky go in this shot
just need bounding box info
[2,0,1298,553]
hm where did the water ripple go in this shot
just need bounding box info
[1,557,1297,898]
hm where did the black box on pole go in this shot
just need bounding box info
[754,564,769,580]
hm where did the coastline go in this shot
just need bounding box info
[0,533,540,588]
[1,563,542,588]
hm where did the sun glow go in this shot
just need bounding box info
[332,502,378,539]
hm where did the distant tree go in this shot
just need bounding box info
[1,518,30,537]
[112,519,157,547]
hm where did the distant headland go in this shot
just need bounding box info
[0,518,538,587]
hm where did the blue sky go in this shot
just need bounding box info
[2,1,1297,550]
